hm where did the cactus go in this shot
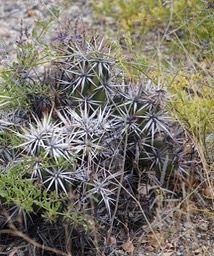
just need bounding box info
[0,21,192,255]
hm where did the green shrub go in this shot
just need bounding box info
[167,71,214,162]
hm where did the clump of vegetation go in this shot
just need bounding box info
[0,0,213,255]
[94,0,213,41]
[0,13,197,255]
[94,0,214,164]
[168,72,213,160]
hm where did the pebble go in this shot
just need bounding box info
[104,16,115,25]
[198,221,209,232]
[179,245,184,252]
[183,222,193,229]
[69,5,81,15]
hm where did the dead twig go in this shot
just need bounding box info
[0,229,71,256]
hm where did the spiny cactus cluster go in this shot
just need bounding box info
[0,21,192,255]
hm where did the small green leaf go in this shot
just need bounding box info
[32,28,37,38]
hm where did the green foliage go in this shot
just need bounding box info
[94,0,213,35]
[94,0,214,63]
[167,71,214,161]
[0,164,40,212]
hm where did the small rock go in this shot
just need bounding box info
[184,234,191,239]
[27,9,40,17]
[194,249,200,255]
[82,17,93,27]
[104,16,115,25]
[183,222,193,229]
[146,245,154,252]
[179,245,184,252]
[198,222,209,232]
[69,5,81,14]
